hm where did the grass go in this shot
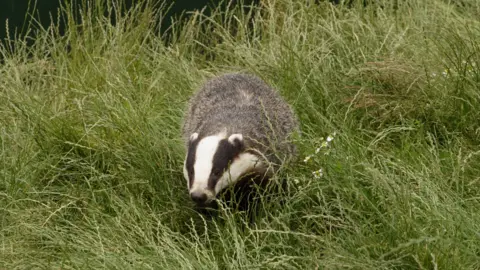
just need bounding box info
[1,0,480,268]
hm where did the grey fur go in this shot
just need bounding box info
[182,73,300,170]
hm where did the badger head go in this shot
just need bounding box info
[183,131,265,206]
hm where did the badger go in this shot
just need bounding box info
[182,73,299,207]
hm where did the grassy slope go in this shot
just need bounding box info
[1,0,480,269]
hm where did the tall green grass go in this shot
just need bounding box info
[1,0,480,268]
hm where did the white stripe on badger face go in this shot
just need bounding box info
[183,155,188,186]
[189,134,224,199]
[214,152,265,195]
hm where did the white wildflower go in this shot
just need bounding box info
[312,168,324,179]
[304,155,312,163]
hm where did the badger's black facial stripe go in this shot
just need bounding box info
[186,138,199,188]
[207,138,244,189]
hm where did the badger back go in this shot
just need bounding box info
[182,73,299,158]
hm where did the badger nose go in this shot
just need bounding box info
[190,191,208,204]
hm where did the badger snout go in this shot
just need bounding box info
[190,190,207,204]
[189,189,215,205]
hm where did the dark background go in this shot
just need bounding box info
[0,0,358,43]
[0,0,263,44]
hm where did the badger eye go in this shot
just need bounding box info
[211,169,222,177]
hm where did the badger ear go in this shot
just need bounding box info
[189,132,199,142]
[228,133,244,149]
